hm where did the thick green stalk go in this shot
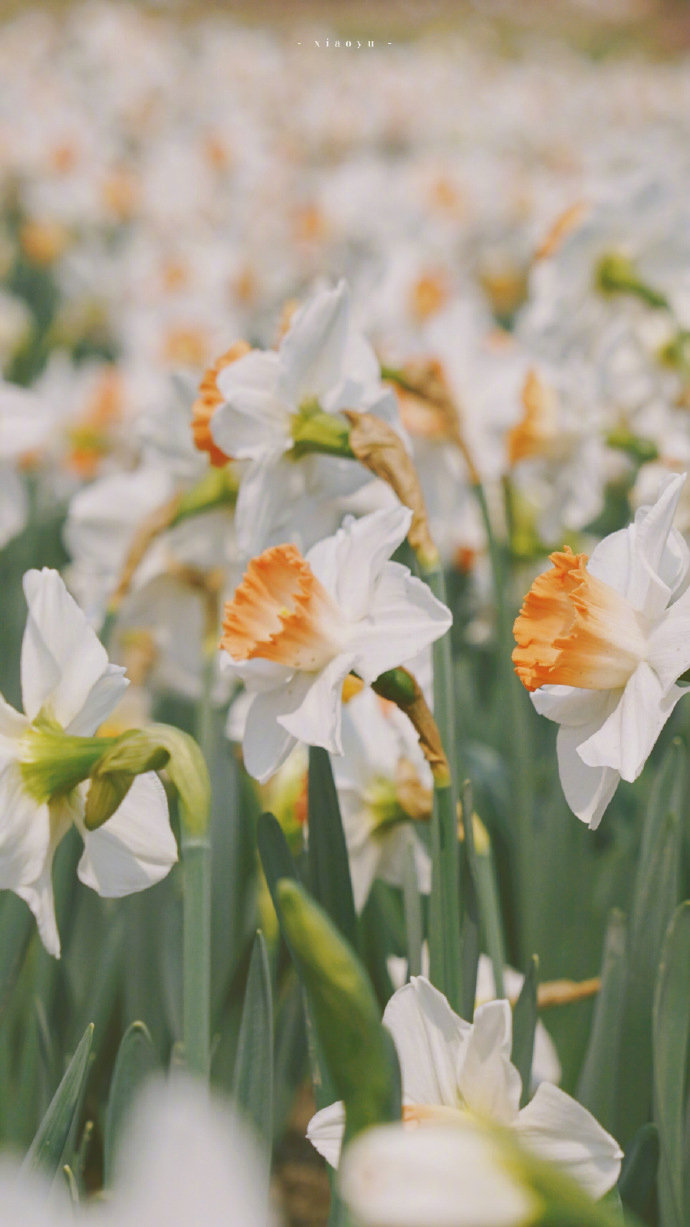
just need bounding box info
[422,563,461,1011]
[181,833,211,1077]
[472,479,534,959]
[181,650,214,1079]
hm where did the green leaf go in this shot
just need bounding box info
[511,955,538,1107]
[232,931,274,1153]
[459,781,480,1020]
[23,1023,94,1176]
[0,894,35,1024]
[616,805,682,1144]
[653,901,690,1227]
[307,747,358,949]
[402,839,423,978]
[618,1122,658,1224]
[577,910,627,1133]
[257,813,335,1109]
[276,880,401,1146]
[104,1022,158,1187]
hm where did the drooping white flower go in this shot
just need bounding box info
[513,471,690,827]
[387,951,562,1090]
[209,280,402,556]
[339,1120,539,1227]
[308,977,622,1201]
[219,505,451,784]
[1,568,177,957]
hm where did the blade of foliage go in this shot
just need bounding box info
[653,901,690,1227]
[308,747,358,950]
[511,954,538,1107]
[577,910,627,1133]
[0,895,35,1025]
[232,930,274,1153]
[23,1023,94,1176]
[276,879,401,1146]
[615,806,682,1145]
[104,1021,157,1187]
[618,1122,659,1226]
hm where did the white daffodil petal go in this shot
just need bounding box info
[457,1000,522,1125]
[647,590,690,689]
[307,505,412,620]
[588,473,684,617]
[106,1075,271,1227]
[278,654,355,755]
[77,773,176,897]
[577,663,684,782]
[382,977,472,1107]
[21,569,128,731]
[306,1101,346,1168]
[234,454,295,558]
[0,465,27,550]
[210,391,289,461]
[339,1122,537,1227]
[531,685,612,728]
[556,724,620,829]
[0,694,30,742]
[515,1082,622,1200]
[0,764,51,889]
[16,875,61,959]
[353,563,452,682]
[279,281,349,405]
[242,679,312,784]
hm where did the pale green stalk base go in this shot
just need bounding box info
[182,834,212,1078]
[422,561,461,1011]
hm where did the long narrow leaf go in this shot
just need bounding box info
[23,1023,94,1176]
[653,901,690,1227]
[104,1022,157,1187]
[232,930,274,1153]
[308,747,357,949]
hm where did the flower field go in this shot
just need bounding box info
[1,2,690,1224]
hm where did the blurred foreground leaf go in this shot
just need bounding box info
[104,1021,157,1187]
[276,879,401,1146]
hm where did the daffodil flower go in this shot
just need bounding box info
[209,280,402,556]
[220,505,451,783]
[339,1120,540,1227]
[513,472,690,827]
[1,568,178,957]
[308,977,622,1201]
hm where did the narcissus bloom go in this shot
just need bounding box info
[1,568,177,957]
[309,977,622,1200]
[208,280,402,556]
[339,1121,539,1227]
[513,472,690,827]
[220,505,451,783]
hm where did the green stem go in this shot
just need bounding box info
[420,563,461,1008]
[471,480,534,961]
[181,650,215,1079]
[181,832,212,1078]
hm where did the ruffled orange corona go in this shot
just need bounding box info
[513,547,647,692]
[221,544,345,671]
[191,340,251,467]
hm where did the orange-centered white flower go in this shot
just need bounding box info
[513,547,647,692]
[514,473,690,829]
[221,544,347,671]
[219,506,451,784]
